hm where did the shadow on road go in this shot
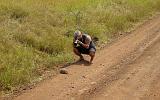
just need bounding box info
[61,59,91,68]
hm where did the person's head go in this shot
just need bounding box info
[74,30,82,40]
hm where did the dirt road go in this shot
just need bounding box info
[13,14,160,100]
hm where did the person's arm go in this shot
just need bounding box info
[81,42,90,49]
[77,36,91,49]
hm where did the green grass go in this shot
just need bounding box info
[0,0,160,94]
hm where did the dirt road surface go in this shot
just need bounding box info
[12,14,160,100]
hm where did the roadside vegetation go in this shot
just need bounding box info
[0,0,160,94]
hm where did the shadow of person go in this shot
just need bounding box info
[73,59,91,66]
[61,59,91,68]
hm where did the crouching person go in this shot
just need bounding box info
[73,30,96,64]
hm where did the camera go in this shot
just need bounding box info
[74,40,78,47]
[74,43,78,47]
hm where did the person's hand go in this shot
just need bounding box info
[76,40,83,45]
[74,40,78,44]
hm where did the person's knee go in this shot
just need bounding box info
[73,48,80,54]
[73,48,77,52]
[89,51,95,57]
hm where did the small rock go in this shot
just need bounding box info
[100,64,105,66]
[23,88,27,90]
[91,82,96,85]
[66,93,69,95]
[78,88,88,95]
[60,68,68,74]
[104,93,109,97]
[127,77,130,80]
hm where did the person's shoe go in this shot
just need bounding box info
[89,59,93,64]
